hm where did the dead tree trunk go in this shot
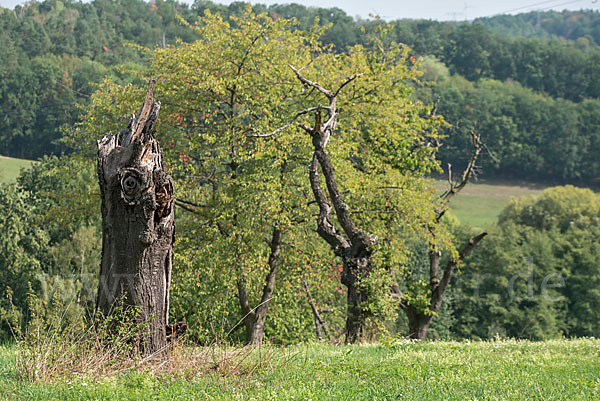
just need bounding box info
[96,80,176,357]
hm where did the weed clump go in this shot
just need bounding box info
[3,288,283,383]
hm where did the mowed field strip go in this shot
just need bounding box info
[0,155,36,183]
[1,340,598,400]
[433,179,546,228]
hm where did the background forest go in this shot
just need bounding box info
[1,0,600,345]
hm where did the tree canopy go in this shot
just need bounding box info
[2,0,600,183]
[70,7,452,343]
[1,0,599,344]
[452,186,600,339]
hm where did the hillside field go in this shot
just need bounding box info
[0,155,36,183]
[0,339,598,400]
[434,179,545,228]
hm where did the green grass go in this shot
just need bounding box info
[0,155,36,183]
[1,339,599,400]
[433,179,545,228]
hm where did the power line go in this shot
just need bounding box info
[479,0,591,19]
[537,0,586,11]
[500,0,573,14]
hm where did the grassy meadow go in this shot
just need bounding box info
[1,158,596,401]
[433,179,545,228]
[0,155,36,183]
[0,339,598,400]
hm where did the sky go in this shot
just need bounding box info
[0,0,599,20]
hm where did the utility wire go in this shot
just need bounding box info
[484,0,590,18]
[537,0,586,11]
[500,0,575,14]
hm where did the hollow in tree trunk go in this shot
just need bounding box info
[96,80,177,357]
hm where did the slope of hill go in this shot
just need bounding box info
[434,179,544,228]
[0,155,35,183]
[2,0,599,183]
[475,10,600,46]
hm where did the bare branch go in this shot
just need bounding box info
[333,73,363,98]
[303,279,334,343]
[438,128,483,220]
[289,64,334,98]
[298,123,314,134]
[289,63,362,102]
[377,186,406,190]
[483,142,500,164]
[430,96,440,118]
[247,106,330,138]
[431,232,487,311]
[309,154,349,252]
[174,200,198,214]
[287,69,372,245]
[314,149,374,247]
[176,198,206,208]
[296,58,315,73]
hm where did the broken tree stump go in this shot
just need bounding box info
[96,79,176,357]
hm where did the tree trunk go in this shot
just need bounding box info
[284,67,372,344]
[400,232,488,340]
[341,255,372,343]
[404,306,433,340]
[96,80,176,358]
[237,227,282,345]
[303,279,334,343]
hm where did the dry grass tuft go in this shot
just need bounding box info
[9,292,294,383]
[153,341,296,379]
[17,336,293,383]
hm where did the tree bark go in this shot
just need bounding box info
[96,80,176,358]
[307,114,374,343]
[308,150,375,343]
[404,305,434,340]
[341,254,373,343]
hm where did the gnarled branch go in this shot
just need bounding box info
[437,128,483,220]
